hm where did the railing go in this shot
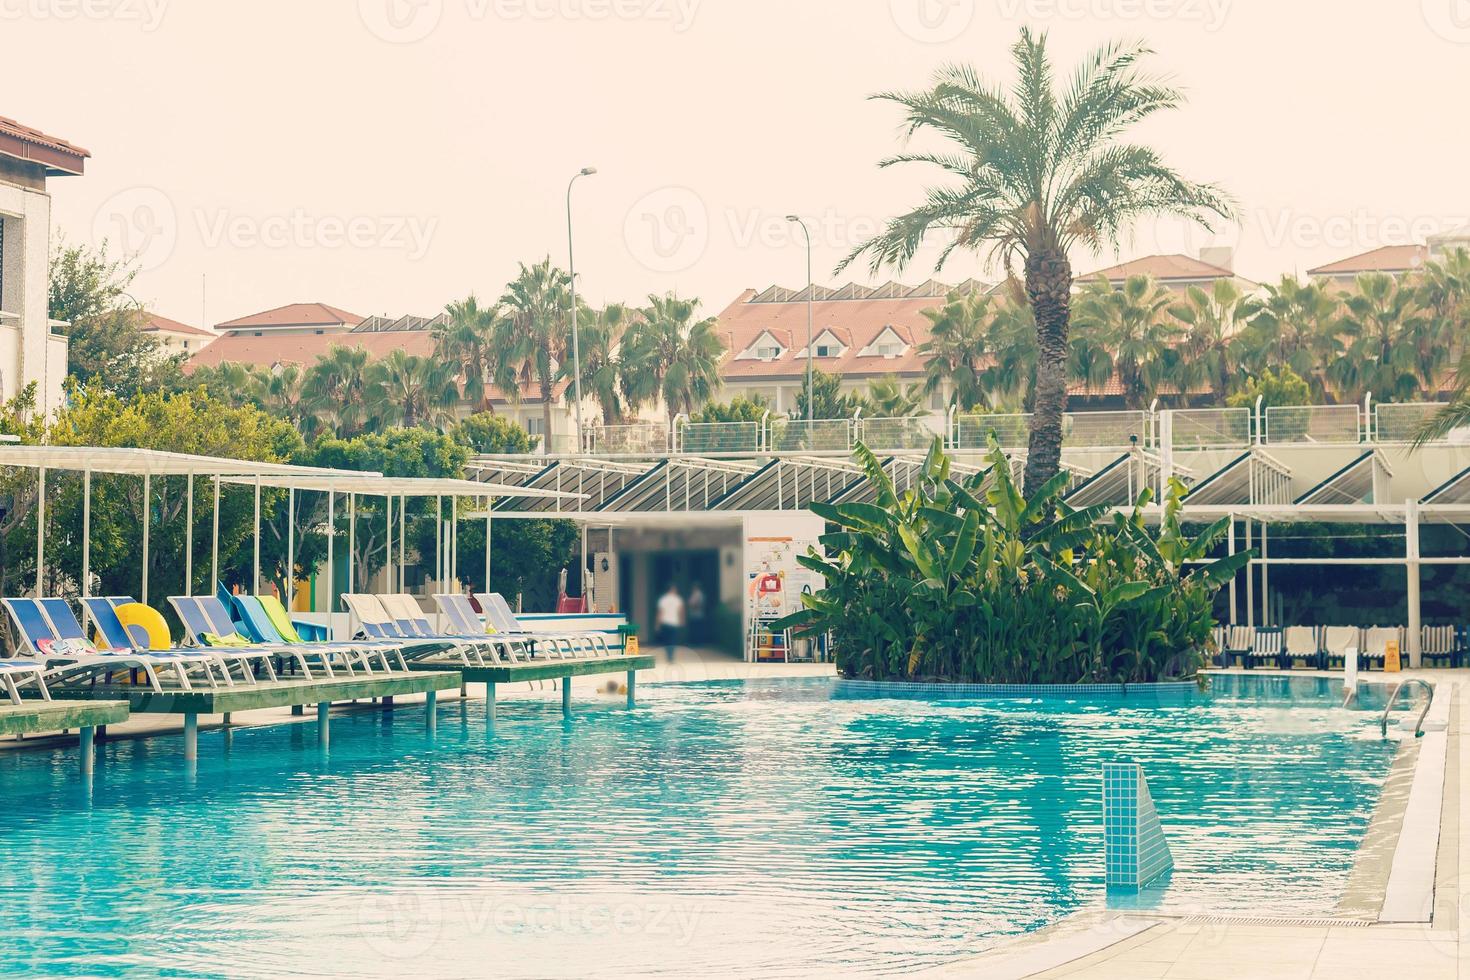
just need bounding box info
[769,418,853,453]
[1170,407,1252,449]
[587,422,669,455]
[1263,404,1362,444]
[1374,402,1446,443]
[566,398,1455,456]
[677,420,763,454]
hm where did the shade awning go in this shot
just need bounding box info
[0,445,375,478]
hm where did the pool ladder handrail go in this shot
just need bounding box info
[1380,678,1435,738]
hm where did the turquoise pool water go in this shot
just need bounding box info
[1,676,1402,977]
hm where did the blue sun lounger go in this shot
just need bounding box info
[83,596,274,684]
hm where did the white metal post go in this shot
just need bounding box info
[398,495,405,592]
[34,467,45,596]
[252,475,262,594]
[212,476,221,593]
[81,470,91,598]
[286,488,295,610]
[384,493,393,593]
[1244,519,1254,629]
[348,493,356,597]
[326,489,335,614]
[185,473,194,597]
[1407,499,1422,668]
[141,472,151,605]
[484,512,491,593]
[1260,523,1269,626]
[1227,517,1237,625]
[435,495,443,591]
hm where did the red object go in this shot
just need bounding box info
[556,596,586,613]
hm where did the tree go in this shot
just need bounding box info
[1328,273,1427,404]
[795,368,856,420]
[493,258,573,441]
[435,295,499,413]
[862,376,925,417]
[1071,275,1178,409]
[48,240,182,398]
[1226,366,1312,411]
[2,387,303,602]
[690,394,770,424]
[843,29,1231,495]
[366,349,459,430]
[302,344,373,436]
[452,412,534,454]
[1242,276,1341,398]
[623,292,725,424]
[563,302,636,425]
[1169,278,1259,402]
[919,289,994,411]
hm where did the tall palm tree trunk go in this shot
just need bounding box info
[541,379,555,450]
[1023,251,1073,497]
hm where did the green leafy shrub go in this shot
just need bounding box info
[773,439,1250,684]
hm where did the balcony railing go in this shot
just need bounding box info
[566,398,1451,457]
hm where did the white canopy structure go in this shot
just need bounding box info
[0,447,583,610]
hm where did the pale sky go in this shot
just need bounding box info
[9,0,1469,327]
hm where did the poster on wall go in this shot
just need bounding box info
[744,511,826,661]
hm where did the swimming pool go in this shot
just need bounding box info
[1,675,1403,977]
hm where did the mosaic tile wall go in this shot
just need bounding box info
[1103,761,1174,890]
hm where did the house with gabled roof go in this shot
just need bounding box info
[1081,251,1257,292]
[142,312,216,356]
[1307,244,1429,285]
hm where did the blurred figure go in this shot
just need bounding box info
[687,582,707,645]
[656,583,685,663]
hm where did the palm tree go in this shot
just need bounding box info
[864,375,925,417]
[1244,275,1342,398]
[1071,275,1178,409]
[841,29,1231,495]
[1170,278,1259,401]
[191,361,264,410]
[303,344,373,436]
[493,259,573,441]
[623,293,725,425]
[1329,273,1427,404]
[984,299,1043,409]
[562,302,636,425]
[919,289,994,411]
[258,363,310,429]
[367,349,459,430]
[435,295,500,413]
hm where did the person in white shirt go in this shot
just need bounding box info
[655,583,685,662]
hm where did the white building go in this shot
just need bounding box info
[0,114,86,415]
[141,311,216,356]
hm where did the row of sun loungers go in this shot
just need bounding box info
[1211,625,1465,670]
[1,590,622,705]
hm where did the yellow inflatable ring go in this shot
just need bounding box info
[113,602,173,651]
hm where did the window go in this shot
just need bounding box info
[815,344,834,358]
[878,343,900,358]
[756,345,779,360]
[526,416,545,436]
[182,340,190,350]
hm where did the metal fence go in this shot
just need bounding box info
[1170,407,1252,449]
[954,413,1032,450]
[1374,402,1445,443]
[1064,411,1149,450]
[769,418,853,453]
[677,420,764,454]
[858,416,945,451]
[1264,404,1362,444]
[588,422,669,455]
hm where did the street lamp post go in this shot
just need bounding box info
[567,167,597,452]
[785,215,814,421]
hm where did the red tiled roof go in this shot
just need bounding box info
[183,329,562,403]
[1083,254,1239,284]
[215,302,364,331]
[1307,244,1429,277]
[717,285,956,382]
[142,312,214,339]
[0,114,89,175]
